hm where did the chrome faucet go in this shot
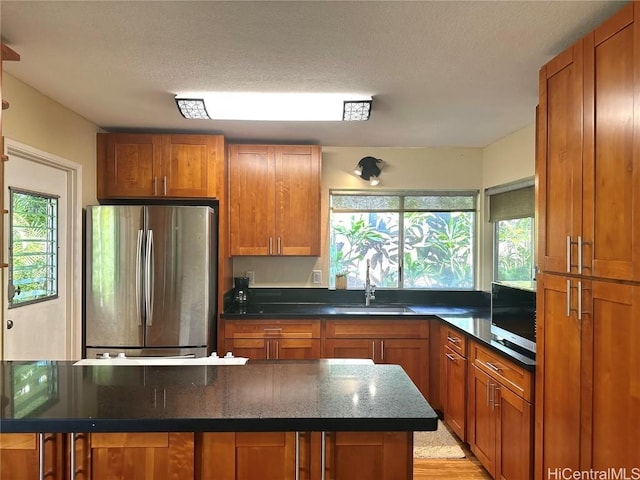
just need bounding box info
[364,259,376,306]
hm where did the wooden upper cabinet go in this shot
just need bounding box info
[229,144,321,256]
[582,2,640,282]
[538,2,640,281]
[537,38,584,275]
[97,133,223,200]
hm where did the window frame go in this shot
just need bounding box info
[8,187,59,308]
[329,189,479,290]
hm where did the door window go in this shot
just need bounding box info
[8,188,59,307]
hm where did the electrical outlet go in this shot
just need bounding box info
[246,271,255,285]
[312,270,322,284]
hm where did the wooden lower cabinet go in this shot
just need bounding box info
[468,359,533,480]
[225,319,321,360]
[79,432,194,480]
[442,345,466,441]
[0,432,193,480]
[323,320,429,398]
[196,431,412,480]
[0,433,64,480]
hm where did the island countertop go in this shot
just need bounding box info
[0,359,437,434]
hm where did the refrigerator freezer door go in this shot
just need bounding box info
[85,206,145,347]
[144,206,215,348]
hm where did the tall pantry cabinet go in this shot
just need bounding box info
[536,2,640,476]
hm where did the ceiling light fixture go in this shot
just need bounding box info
[175,98,211,119]
[354,156,384,186]
[343,100,372,121]
[175,93,372,121]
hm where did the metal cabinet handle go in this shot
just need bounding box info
[153,177,158,196]
[488,382,495,409]
[486,379,491,407]
[578,236,583,274]
[38,433,45,480]
[486,361,501,373]
[277,237,282,255]
[446,335,459,344]
[69,433,76,480]
[566,236,571,272]
[578,281,582,320]
[380,340,384,361]
[269,237,273,255]
[321,432,326,480]
[446,353,456,362]
[372,341,376,361]
[295,432,300,480]
[163,176,167,196]
[275,340,279,360]
[566,279,571,317]
[263,328,283,334]
[266,340,270,360]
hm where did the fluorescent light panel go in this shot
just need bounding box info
[175,93,372,121]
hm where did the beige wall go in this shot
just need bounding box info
[3,73,536,292]
[233,147,485,287]
[3,73,99,206]
[479,123,536,290]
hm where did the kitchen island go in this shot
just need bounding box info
[0,359,437,480]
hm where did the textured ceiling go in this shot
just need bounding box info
[0,1,627,148]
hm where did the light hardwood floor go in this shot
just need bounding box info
[413,442,492,479]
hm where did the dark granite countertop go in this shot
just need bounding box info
[0,360,437,434]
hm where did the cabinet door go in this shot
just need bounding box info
[0,433,63,480]
[162,135,221,198]
[226,337,268,359]
[229,144,276,255]
[274,146,321,256]
[443,345,466,441]
[583,3,640,282]
[588,280,640,470]
[323,338,375,361]
[276,338,321,360]
[381,338,429,398]
[97,133,161,198]
[495,385,533,480]
[467,365,496,478]
[535,274,582,477]
[196,432,301,480]
[322,431,411,480]
[89,432,193,480]
[537,39,584,274]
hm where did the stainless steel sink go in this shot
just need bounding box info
[331,306,415,314]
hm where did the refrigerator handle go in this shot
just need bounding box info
[145,230,154,326]
[136,230,144,327]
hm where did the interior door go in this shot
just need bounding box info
[3,152,68,359]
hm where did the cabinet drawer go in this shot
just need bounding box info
[442,325,467,357]
[225,319,321,338]
[470,341,533,401]
[325,319,429,339]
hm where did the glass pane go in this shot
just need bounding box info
[332,194,400,211]
[9,190,58,307]
[403,212,474,288]
[405,194,476,211]
[495,217,534,284]
[330,212,399,288]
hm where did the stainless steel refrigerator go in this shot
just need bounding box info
[84,205,216,358]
